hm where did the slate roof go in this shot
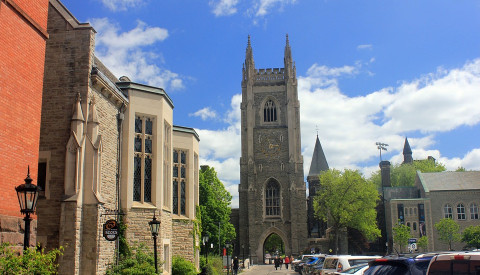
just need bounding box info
[308,135,329,177]
[418,171,480,192]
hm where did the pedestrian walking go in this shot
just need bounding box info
[274,256,279,270]
[279,256,283,270]
[284,255,290,269]
[232,256,239,275]
[290,256,294,269]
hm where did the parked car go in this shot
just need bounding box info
[364,254,435,275]
[296,256,321,274]
[333,263,369,275]
[427,251,480,274]
[302,255,327,275]
[321,255,381,275]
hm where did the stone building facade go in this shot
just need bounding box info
[236,36,308,263]
[381,139,480,252]
[36,0,200,274]
[0,0,49,248]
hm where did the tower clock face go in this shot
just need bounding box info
[260,133,281,157]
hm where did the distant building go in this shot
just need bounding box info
[0,0,49,249]
[380,138,480,252]
[35,0,200,273]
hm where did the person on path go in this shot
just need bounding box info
[274,256,279,270]
[232,256,239,275]
[284,255,290,269]
[290,256,294,269]
[279,257,283,270]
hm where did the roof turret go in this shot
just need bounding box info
[308,135,329,177]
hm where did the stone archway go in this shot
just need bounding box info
[257,227,290,264]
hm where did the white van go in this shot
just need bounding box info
[321,255,380,275]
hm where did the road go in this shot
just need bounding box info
[240,264,298,275]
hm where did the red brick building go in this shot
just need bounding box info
[0,0,49,247]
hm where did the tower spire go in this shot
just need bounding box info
[403,137,413,164]
[243,35,255,82]
[284,34,294,80]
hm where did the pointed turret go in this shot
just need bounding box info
[243,35,255,82]
[71,93,85,137]
[87,95,99,141]
[284,34,294,80]
[403,137,413,164]
[308,135,329,177]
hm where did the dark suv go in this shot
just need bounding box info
[364,254,434,275]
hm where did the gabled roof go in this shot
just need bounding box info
[418,171,480,192]
[308,135,329,177]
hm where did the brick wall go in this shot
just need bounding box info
[0,0,48,248]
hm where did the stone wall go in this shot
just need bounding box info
[172,219,197,264]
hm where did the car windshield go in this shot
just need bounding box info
[342,264,367,274]
[364,264,408,275]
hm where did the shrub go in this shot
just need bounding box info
[106,242,159,275]
[172,256,197,275]
[200,256,221,275]
[0,243,63,275]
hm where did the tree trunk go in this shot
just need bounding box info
[335,227,339,254]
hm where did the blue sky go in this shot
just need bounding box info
[61,0,480,207]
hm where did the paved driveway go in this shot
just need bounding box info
[239,264,298,275]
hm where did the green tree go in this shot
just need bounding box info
[313,169,381,254]
[199,165,236,255]
[417,236,429,252]
[264,233,284,255]
[435,218,460,250]
[392,223,411,253]
[0,243,63,275]
[462,225,480,249]
[456,166,466,172]
[370,159,447,187]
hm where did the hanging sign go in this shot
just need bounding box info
[103,219,119,241]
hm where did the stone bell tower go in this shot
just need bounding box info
[238,35,308,263]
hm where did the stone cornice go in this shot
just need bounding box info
[91,67,129,109]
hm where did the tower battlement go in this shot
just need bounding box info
[255,68,285,82]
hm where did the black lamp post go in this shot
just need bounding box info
[249,246,251,268]
[203,234,209,264]
[15,166,39,251]
[242,244,245,267]
[149,213,161,274]
[226,241,231,275]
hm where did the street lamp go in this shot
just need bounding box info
[15,166,39,250]
[203,233,210,264]
[242,244,245,268]
[249,246,251,268]
[226,241,231,275]
[149,213,161,274]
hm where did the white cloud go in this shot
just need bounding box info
[357,44,373,50]
[254,0,297,17]
[198,58,480,208]
[91,18,184,91]
[99,0,144,12]
[190,107,218,120]
[210,0,239,16]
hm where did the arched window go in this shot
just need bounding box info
[413,222,417,231]
[444,204,453,219]
[457,204,466,220]
[470,203,479,220]
[407,222,411,229]
[263,100,277,122]
[265,180,280,216]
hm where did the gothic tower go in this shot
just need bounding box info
[238,35,308,263]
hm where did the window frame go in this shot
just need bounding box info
[443,204,453,219]
[457,203,466,220]
[172,149,188,216]
[470,203,479,220]
[265,180,281,217]
[133,116,154,203]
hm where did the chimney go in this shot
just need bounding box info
[380,160,391,188]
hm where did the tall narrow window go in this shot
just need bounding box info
[173,149,187,215]
[265,180,280,217]
[457,203,466,220]
[444,204,453,219]
[163,123,171,207]
[263,100,277,122]
[470,203,479,220]
[133,116,153,202]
